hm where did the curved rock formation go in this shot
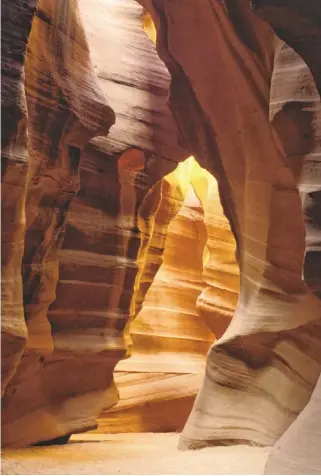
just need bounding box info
[1,0,187,447]
[263,42,321,475]
[270,43,321,300]
[1,0,36,395]
[264,373,321,474]
[252,0,321,96]
[2,0,115,447]
[98,172,211,433]
[2,0,321,464]
[22,0,115,351]
[140,0,321,451]
[192,167,239,340]
[131,188,209,370]
[95,157,239,433]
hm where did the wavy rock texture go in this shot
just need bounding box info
[252,0,321,96]
[140,0,321,451]
[41,0,238,437]
[270,44,321,300]
[192,168,239,340]
[263,43,321,474]
[98,171,209,433]
[97,184,210,433]
[22,0,115,352]
[2,0,115,447]
[46,153,189,436]
[1,0,188,447]
[96,157,238,433]
[123,164,211,375]
[2,0,320,464]
[78,0,184,161]
[1,0,36,395]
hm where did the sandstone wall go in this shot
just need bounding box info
[1,0,37,396]
[2,0,189,446]
[140,0,321,453]
[97,157,238,432]
[2,0,320,464]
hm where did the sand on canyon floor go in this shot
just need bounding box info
[1,433,271,475]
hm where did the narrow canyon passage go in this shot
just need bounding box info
[2,0,238,446]
[1,0,321,474]
[96,157,238,433]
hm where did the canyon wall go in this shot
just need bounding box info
[1,0,37,396]
[97,158,238,433]
[2,0,115,446]
[264,40,321,476]
[1,0,241,446]
[252,0,321,96]
[1,0,191,446]
[2,0,320,466]
[141,0,321,459]
[98,173,211,433]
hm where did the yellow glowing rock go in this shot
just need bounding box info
[99,178,211,432]
[97,156,238,432]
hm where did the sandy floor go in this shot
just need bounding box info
[1,433,270,475]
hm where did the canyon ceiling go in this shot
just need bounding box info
[1,0,321,474]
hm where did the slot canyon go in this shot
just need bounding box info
[1,0,320,474]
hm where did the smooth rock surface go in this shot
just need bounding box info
[252,0,321,95]
[264,40,321,476]
[1,0,37,395]
[96,158,238,433]
[264,373,321,474]
[141,0,321,451]
[1,0,189,446]
[2,0,115,447]
[2,0,321,467]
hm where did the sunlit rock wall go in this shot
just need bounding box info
[3,0,320,461]
[192,165,240,340]
[264,42,321,475]
[98,164,207,432]
[2,0,115,446]
[140,0,321,453]
[2,0,189,447]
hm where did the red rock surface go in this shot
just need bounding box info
[1,0,37,396]
[98,158,238,432]
[141,0,321,458]
[1,0,320,470]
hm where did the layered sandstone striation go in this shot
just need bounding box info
[95,156,238,433]
[98,179,210,433]
[141,0,321,453]
[2,0,115,446]
[1,0,239,446]
[264,42,321,475]
[252,0,321,96]
[2,0,190,447]
[2,0,321,466]
[22,0,115,352]
[1,0,37,395]
[192,169,239,340]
